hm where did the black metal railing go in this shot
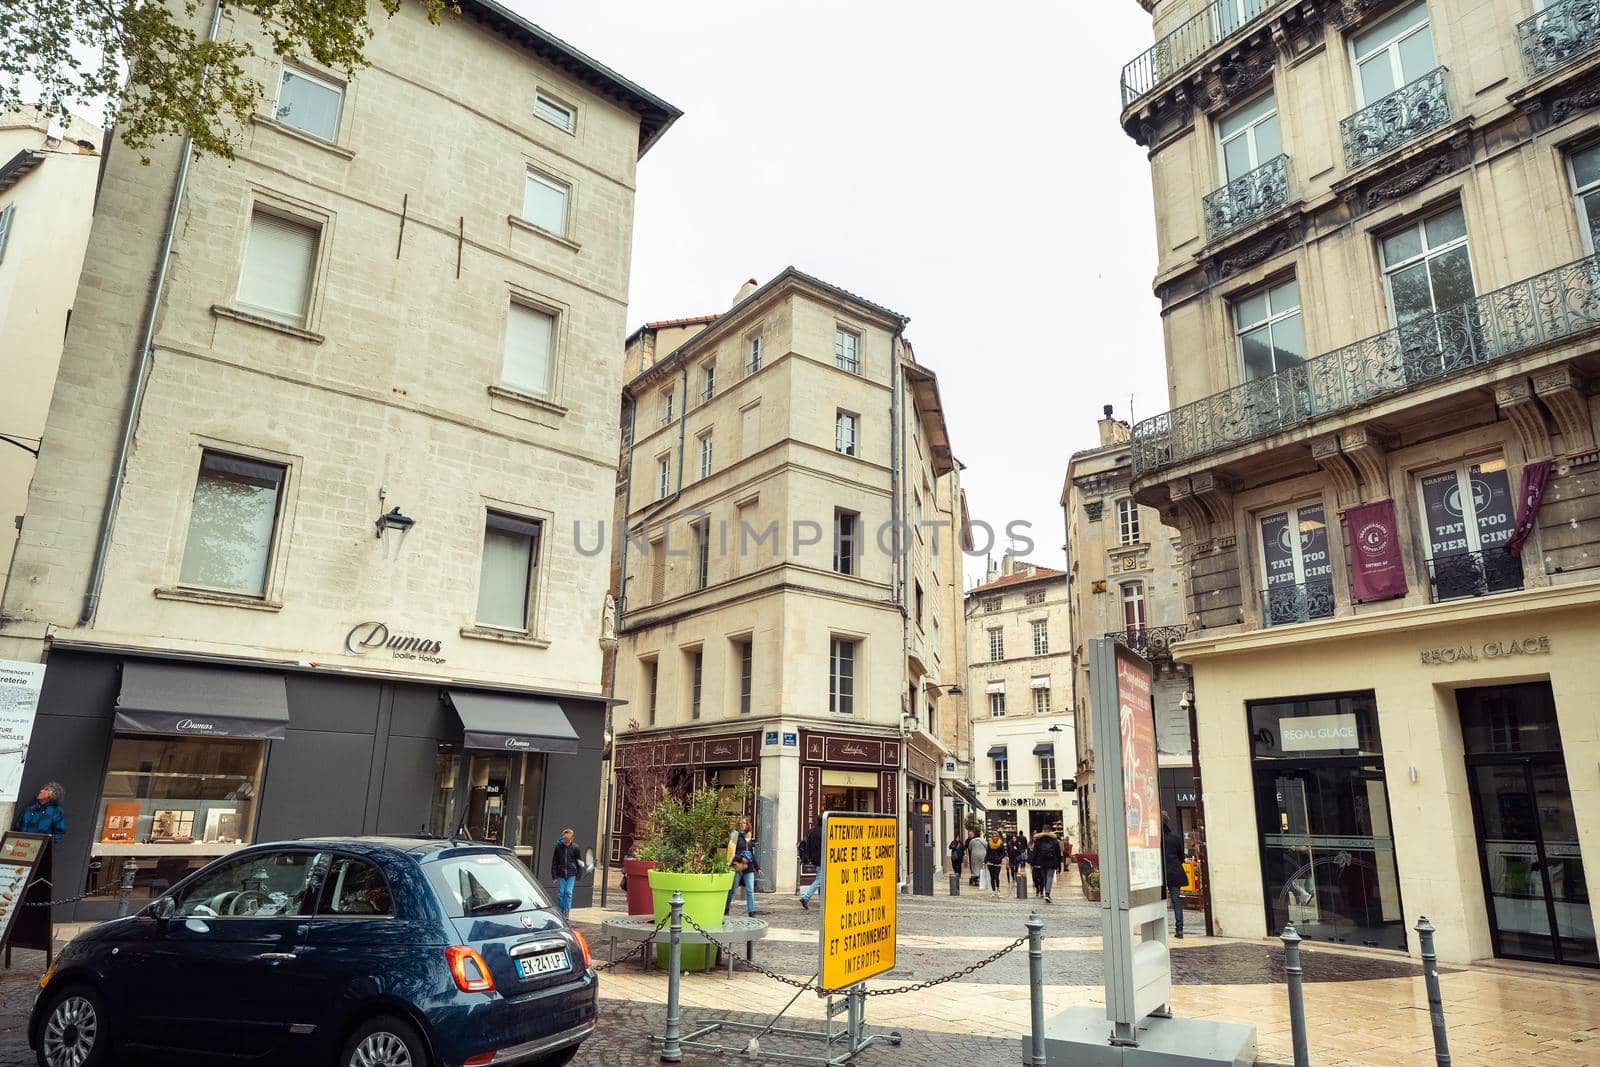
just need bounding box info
[1121,0,1279,107]
[1262,579,1336,626]
[1340,67,1451,170]
[1426,548,1525,602]
[1132,251,1600,477]
[1108,625,1191,657]
[1518,0,1600,79]
[1204,155,1291,242]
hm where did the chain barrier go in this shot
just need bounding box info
[587,914,672,973]
[20,886,122,908]
[678,912,1028,998]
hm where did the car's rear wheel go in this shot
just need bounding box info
[342,1016,428,1067]
[36,985,108,1067]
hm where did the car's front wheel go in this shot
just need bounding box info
[36,985,109,1067]
[341,1016,428,1067]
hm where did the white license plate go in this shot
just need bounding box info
[516,951,570,979]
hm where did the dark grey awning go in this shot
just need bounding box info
[116,661,289,739]
[942,778,984,811]
[448,689,579,754]
[986,745,1007,758]
[1033,742,1054,756]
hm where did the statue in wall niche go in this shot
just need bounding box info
[600,593,617,643]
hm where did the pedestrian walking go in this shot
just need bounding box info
[1030,828,1063,903]
[799,819,825,909]
[985,832,1006,896]
[1011,832,1028,884]
[966,830,987,888]
[548,828,584,918]
[17,782,66,843]
[725,815,758,917]
[1162,812,1187,937]
[948,833,965,880]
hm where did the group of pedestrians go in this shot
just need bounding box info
[949,826,1068,903]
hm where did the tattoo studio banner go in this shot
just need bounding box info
[1506,459,1553,555]
[1346,500,1408,602]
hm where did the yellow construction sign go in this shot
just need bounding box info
[818,812,897,990]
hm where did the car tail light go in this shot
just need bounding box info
[445,946,495,993]
[463,1056,494,1066]
[572,929,592,970]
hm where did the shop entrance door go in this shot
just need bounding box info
[1459,683,1596,967]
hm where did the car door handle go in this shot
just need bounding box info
[256,952,297,961]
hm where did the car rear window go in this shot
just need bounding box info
[426,852,551,917]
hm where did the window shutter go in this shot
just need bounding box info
[238,212,318,325]
[0,203,14,265]
[503,303,555,396]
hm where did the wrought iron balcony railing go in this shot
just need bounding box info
[1120,0,1278,107]
[1108,626,1191,657]
[1518,0,1600,79]
[1262,579,1336,627]
[1340,67,1451,171]
[1132,251,1600,477]
[1203,155,1290,243]
[1426,548,1525,602]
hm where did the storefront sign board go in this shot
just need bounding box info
[818,812,897,991]
[0,660,45,804]
[1345,499,1407,602]
[1280,713,1360,753]
[0,832,52,962]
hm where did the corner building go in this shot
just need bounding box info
[1122,0,1600,966]
[0,0,677,920]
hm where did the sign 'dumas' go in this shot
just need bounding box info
[344,621,446,663]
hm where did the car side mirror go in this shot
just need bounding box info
[149,897,175,922]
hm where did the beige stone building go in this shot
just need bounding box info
[608,268,970,893]
[0,0,677,919]
[1061,405,1191,858]
[1121,0,1600,966]
[964,556,1077,850]
[0,110,101,591]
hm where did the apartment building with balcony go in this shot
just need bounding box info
[1061,406,1192,859]
[964,556,1078,849]
[0,0,677,920]
[1121,0,1599,966]
[609,269,970,892]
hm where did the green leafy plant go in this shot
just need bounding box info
[635,777,751,876]
[1086,870,1101,891]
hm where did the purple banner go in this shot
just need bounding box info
[1346,499,1408,602]
[1506,460,1553,555]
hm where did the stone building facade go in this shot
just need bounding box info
[1121,0,1600,966]
[0,0,677,918]
[608,268,969,892]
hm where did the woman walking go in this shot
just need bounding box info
[984,831,1006,896]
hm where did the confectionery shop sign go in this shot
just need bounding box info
[1421,635,1549,665]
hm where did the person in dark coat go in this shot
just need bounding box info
[984,832,1006,896]
[18,782,66,843]
[948,833,965,879]
[1011,832,1029,884]
[1030,830,1063,903]
[1162,813,1187,937]
[549,828,584,917]
[799,819,825,909]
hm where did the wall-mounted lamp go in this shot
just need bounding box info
[375,506,415,539]
[1048,724,1065,734]
[1179,690,1195,712]
[946,684,963,696]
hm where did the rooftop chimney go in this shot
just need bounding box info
[732,278,759,307]
[1098,403,1131,447]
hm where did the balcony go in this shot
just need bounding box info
[1262,578,1336,627]
[1426,548,1525,602]
[1340,67,1451,171]
[1108,625,1191,658]
[1120,0,1279,108]
[1132,251,1600,478]
[1203,155,1291,243]
[1518,0,1600,80]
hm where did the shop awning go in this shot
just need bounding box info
[448,689,579,754]
[941,778,984,811]
[986,744,1006,758]
[1033,742,1054,756]
[115,661,289,739]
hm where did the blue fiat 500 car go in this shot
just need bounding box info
[30,837,596,1067]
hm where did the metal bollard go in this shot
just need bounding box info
[1415,916,1451,1067]
[949,872,960,896]
[116,858,139,918]
[1280,923,1310,1067]
[1027,912,1046,1067]
[660,892,684,1063]
[1016,871,1028,899]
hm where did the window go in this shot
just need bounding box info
[741,402,761,458]
[522,171,569,236]
[746,335,763,375]
[688,649,703,719]
[176,850,317,918]
[661,388,675,426]
[989,691,1007,718]
[643,658,658,725]
[656,455,671,500]
[1570,144,1600,253]
[320,857,393,916]
[835,327,860,373]
[1117,498,1142,545]
[694,520,710,590]
[912,490,922,530]
[1381,206,1474,343]
[1351,2,1435,104]
[1217,91,1280,184]
[237,210,318,326]
[534,92,575,132]
[1233,279,1306,382]
[650,540,665,601]
[992,750,1009,792]
[1033,686,1051,717]
[0,202,14,266]
[503,302,556,398]
[1121,582,1148,632]
[1025,589,1046,605]
[275,67,342,141]
[697,431,714,480]
[915,581,925,626]
[737,639,753,714]
[988,628,1004,662]
[476,511,542,630]
[179,451,286,596]
[829,637,857,715]
[1032,620,1049,656]
[835,410,859,456]
[1417,458,1523,600]
[833,509,859,575]
[702,362,717,402]
[1038,750,1057,790]
[1259,503,1334,625]
[982,597,1001,612]
[927,696,937,737]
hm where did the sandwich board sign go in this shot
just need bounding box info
[818,812,897,991]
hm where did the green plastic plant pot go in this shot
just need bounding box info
[648,868,735,972]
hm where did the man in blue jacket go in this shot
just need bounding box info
[549,828,584,917]
[18,782,67,843]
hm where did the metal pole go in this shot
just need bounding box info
[1016,864,1028,899]
[660,892,684,1063]
[949,871,960,896]
[1416,916,1451,1067]
[1027,912,1046,1067]
[1280,922,1310,1067]
[116,859,139,918]
[599,777,613,909]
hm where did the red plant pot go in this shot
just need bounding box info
[623,858,658,916]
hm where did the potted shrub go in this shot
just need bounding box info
[1083,870,1101,902]
[636,779,748,971]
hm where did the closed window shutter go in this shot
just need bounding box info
[238,212,318,324]
[476,519,534,629]
[503,304,554,396]
[0,203,14,265]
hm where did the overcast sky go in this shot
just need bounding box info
[514,0,1169,586]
